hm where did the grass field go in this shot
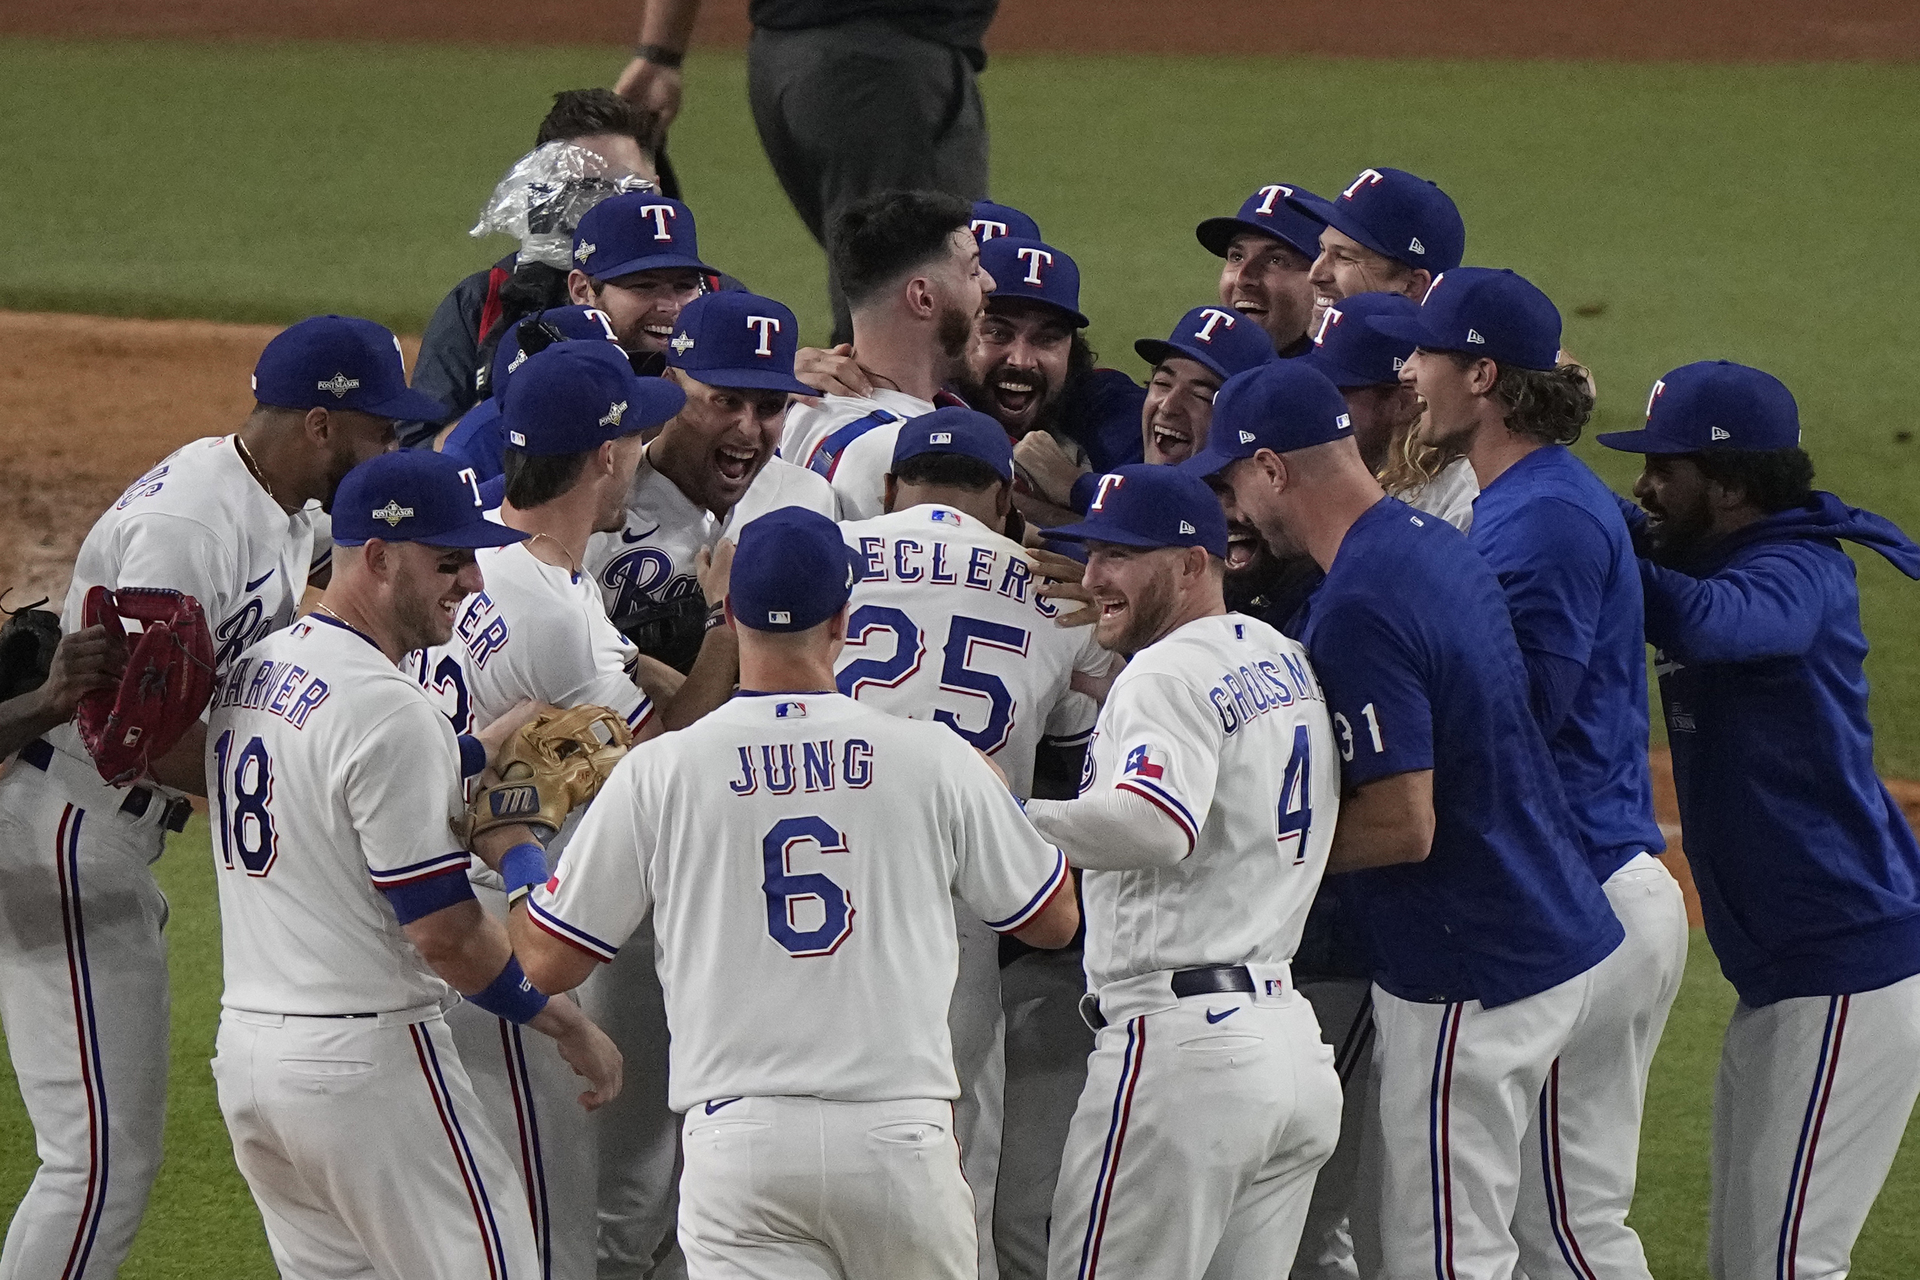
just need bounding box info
[0,822,1917,1276]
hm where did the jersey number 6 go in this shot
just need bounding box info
[762,815,853,957]
[213,730,279,877]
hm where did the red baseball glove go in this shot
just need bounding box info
[74,586,217,786]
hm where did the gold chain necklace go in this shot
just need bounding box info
[529,531,584,575]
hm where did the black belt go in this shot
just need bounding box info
[19,739,194,833]
[1082,965,1257,1030]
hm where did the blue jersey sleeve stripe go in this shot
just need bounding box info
[805,410,898,480]
[369,851,472,887]
[1115,779,1199,852]
[527,897,619,962]
[986,848,1070,933]
[627,699,654,731]
[380,869,477,925]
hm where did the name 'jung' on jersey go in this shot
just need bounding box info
[725,736,875,796]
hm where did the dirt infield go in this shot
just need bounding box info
[4,0,1916,61]
[11,308,1920,929]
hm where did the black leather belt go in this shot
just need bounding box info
[19,739,194,832]
[1081,965,1258,1030]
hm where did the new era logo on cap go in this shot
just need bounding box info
[1711,426,1731,440]
[1179,520,1196,534]
[1238,430,1256,443]
[319,373,361,398]
[1466,329,1486,345]
[1409,237,1426,255]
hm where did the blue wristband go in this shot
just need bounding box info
[500,842,548,897]
[467,956,548,1024]
[456,734,487,779]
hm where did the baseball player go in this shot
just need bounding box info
[206,449,621,1278]
[1597,361,1920,1280]
[1195,181,1331,356]
[971,199,1041,243]
[497,506,1079,1279]
[1017,463,1341,1279]
[568,191,716,358]
[1379,269,1686,1279]
[1192,358,1625,1280]
[835,409,1117,1274]
[780,190,992,518]
[1285,167,1465,332]
[587,290,833,686]
[411,339,684,1280]
[0,314,439,1279]
[436,303,624,475]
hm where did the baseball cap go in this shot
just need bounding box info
[571,192,714,280]
[1181,361,1354,479]
[978,237,1088,327]
[1196,182,1328,262]
[1367,267,1561,372]
[971,199,1042,243]
[1050,464,1230,559]
[891,406,1014,480]
[252,315,452,422]
[486,305,621,401]
[1287,168,1465,274]
[332,451,528,549]
[1135,305,1275,383]
[1300,292,1419,389]
[501,342,685,457]
[664,291,814,395]
[730,507,862,633]
[1598,361,1802,455]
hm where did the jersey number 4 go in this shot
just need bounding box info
[1277,724,1312,865]
[213,730,279,877]
[836,605,1029,753]
[762,815,853,958]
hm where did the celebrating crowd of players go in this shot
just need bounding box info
[4,87,1920,1280]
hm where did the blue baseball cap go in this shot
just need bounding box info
[1288,168,1465,274]
[664,291,814,396]
[1180,361,1354,479]
[252,315,452,422]
[1196,182,1329,262]
[730,507,861,633]
[971,200,1041,243]
[486,305,622,400]
[571,192,714,279]
[1367,267,1561,372]
[332,451,528,549]
[1598,361,1802,455]
[978,237,1087,328]
[501,342,685,457]
[1301,291,1419,389]
[1135,305,1275,382]
[1050,465,1230,559]
[892,406,1014,480]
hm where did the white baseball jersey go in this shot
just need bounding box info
[529,692,1069,1112]
[1074,613,1338,989]
[1404,455,1479,532]
[207,614,468,1016]
[724,455,838,532]
[778,390,936,522]
[836,504,1108,799]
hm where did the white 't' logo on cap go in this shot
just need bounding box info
[318,373,360,398]
[746,315,781,357]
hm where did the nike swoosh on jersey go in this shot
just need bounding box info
[244,569,275,591]
[704,1097,744,1115]
[1204,1007,1238,1024]
[621,523,663,544]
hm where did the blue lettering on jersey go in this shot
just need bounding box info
[728,738,876,796]
[113,462,170,510]
[214,597,274,673]
[454,592,510,669]
[1207,659,1321,734]
[212,655,329,729]
[601,545,697,623]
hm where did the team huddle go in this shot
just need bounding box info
[5,89,1920,1280]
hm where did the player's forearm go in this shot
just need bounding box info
[508,899,601,994]
[660,626,738,730]
[1025,790,1189,871]
[0,687,73,761]
[637,0,701,49]
[1326,769,1435,874]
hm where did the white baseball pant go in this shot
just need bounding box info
[1363,959,1603,1280]
[677,1094,976,1280]
[1708,970,1920,1280]
[993,948,1094,1280]
[0,759,172,1280]
[951,904,1007,1280]
[1290,976,1375,1280]
[212,1005,541,1279]
[1047,966,1341,1280]
[1515,852,1688,1280]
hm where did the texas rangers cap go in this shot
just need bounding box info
[1135,305,1275,383]
[571,192,714,280]
[332,451,528,549]
[664,291,814,395]
[1598,361,1802,454]
[978,237,1088,327]
[1367,267,1561,372]
[252,315,452,422]
[501,342,685,457]
[971,199,1041,243]
[486,305,622,401]
[730,507,861,633]
[1287,168,1465,274]
[1050,465,1229,559]
[1181,361,1354,478]
[1195,182,1328,262]
[892,406,1014,480]
[1300,291,1419,389]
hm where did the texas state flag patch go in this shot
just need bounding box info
[1124,744,1165,780]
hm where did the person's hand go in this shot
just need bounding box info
[1026,547,1098,628]
[475,698,553,768]
[792,345,873,401]
[696,539,735,608]
[38,625,125,718]
[613,59,683,142]
[1013,433,1089,509]
[531,995,625,1110]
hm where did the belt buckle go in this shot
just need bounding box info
[1077,991,1106,1032]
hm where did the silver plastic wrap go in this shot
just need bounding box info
[469,141,656,270]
